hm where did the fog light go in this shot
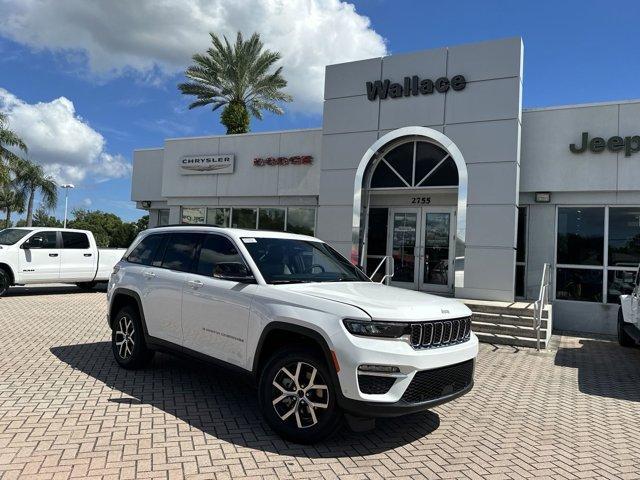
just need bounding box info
[358,364,400,373]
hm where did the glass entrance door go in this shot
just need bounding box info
[388,207,455,293]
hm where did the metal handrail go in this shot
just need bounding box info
[370,256,395,285]
[532,263,551,351]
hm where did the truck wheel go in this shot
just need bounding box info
[76,282,97,291]
[0,269,9,297]
[618,307,635,347]
[258,348,342,444]
[111,306,155,369]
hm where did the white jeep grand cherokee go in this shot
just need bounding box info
[107,226,478,443]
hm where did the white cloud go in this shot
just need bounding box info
[0,0,387,112]
[0,88,131,184]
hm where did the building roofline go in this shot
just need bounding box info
[524,98,640,113]
[133,147,164,152]
[164,127,322,142]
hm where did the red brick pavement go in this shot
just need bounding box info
[1,286,639,479]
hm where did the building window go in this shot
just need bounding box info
[157,209,170,226]
[515,206,527,297]
[555,206,640,304]
[258,208,286,231]
[207,207,230,227]
[232,208,258,229]
[369,140,458,190]
[286,207,315,235]
[181,207,206,224]
[365,208,389,280]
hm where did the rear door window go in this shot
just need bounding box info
[195,234,245,277]
[127,234,164,266]
[61,231,90,249]
[160,233,202,272]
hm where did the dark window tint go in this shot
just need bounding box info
[557,207,604,266]
[515,264,525,297]
[160,233,201,272]
[383,142,414,185]
[127,234,164,266]
[555,268,602,302]
[607,269,636,304]
[414,142,447,184]
[27,231,57,248]
[196,235,245,277]
[421,157,458,187]
[608,207,640,267]
[62,231,90,249]
[370,161,405,188]
[516,207,527,263]
[258,208,285,231]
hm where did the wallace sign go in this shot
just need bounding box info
[366,75,466,101]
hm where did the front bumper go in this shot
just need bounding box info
[330,327,479,415]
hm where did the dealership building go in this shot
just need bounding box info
[131,37,640,336]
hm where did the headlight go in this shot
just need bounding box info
[343,319,410,338]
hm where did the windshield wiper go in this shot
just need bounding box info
[270,279,312,284]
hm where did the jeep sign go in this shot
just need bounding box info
[570,132,640,157]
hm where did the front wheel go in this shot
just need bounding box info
[0,269,9,297]
[259,349,342,444]
[111,306,155,369]
[618,307,635,347]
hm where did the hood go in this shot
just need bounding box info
[277,282,470,321]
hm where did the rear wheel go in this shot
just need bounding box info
[0,269,9,297]
[76,281,97,291]
[259,348,342,444]
[618,307,635,347]
[111,306,155,368]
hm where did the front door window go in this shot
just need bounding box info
[391,212,418,283]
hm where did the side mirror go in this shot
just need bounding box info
[213,262,255,283]
[22,236,44,249]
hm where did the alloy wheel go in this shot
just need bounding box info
[115,316,135,360]
[271,361,329,429]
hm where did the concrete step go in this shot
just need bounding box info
[461,298,552,319]
[472,320,547,339]
[474,331,547,349]
[471,311,549,329]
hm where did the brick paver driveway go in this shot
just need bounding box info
[1,287,640,479]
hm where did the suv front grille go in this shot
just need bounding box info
[401,359,474,404]
[409,317,471,349]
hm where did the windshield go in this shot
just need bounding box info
[0,228,32,245]
[242,237,370,284]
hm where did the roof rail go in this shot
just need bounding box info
[150,224,228,229]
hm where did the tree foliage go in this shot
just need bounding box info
[178,32,292,134]
[67,210,148,248]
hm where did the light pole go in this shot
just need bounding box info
[61,184,75,228]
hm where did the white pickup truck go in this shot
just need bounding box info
[0,227,126,296]
[618,265,640,347]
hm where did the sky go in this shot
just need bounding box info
[0,0,639,221]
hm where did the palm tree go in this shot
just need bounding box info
[16,160,57,227]
[0,112,27,185]
[0,181,25,228]
[178,32,292,134]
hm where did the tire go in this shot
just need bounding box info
[111,306,155,369]
[0,269,9,297]
[258,348,342,444]
[618,307,635,348]
[76,281,97,291]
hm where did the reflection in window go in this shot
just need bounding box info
[557,207,604,265]
[607,270,636,304]
[286,207,315,236]
[206,208,231,227]
[608,207,640,267]
[259,208,286,231]
[157,209,170,226]
[181,207,206,224]
[556,268,603,302]
[232,208,257,229]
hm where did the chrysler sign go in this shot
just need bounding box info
[179,154,234,174]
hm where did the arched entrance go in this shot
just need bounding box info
[352,127,467,293]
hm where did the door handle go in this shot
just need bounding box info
[143,271,156,279]
[84,253,92,257]
[49,253,59,257]
[187,279,204,289]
